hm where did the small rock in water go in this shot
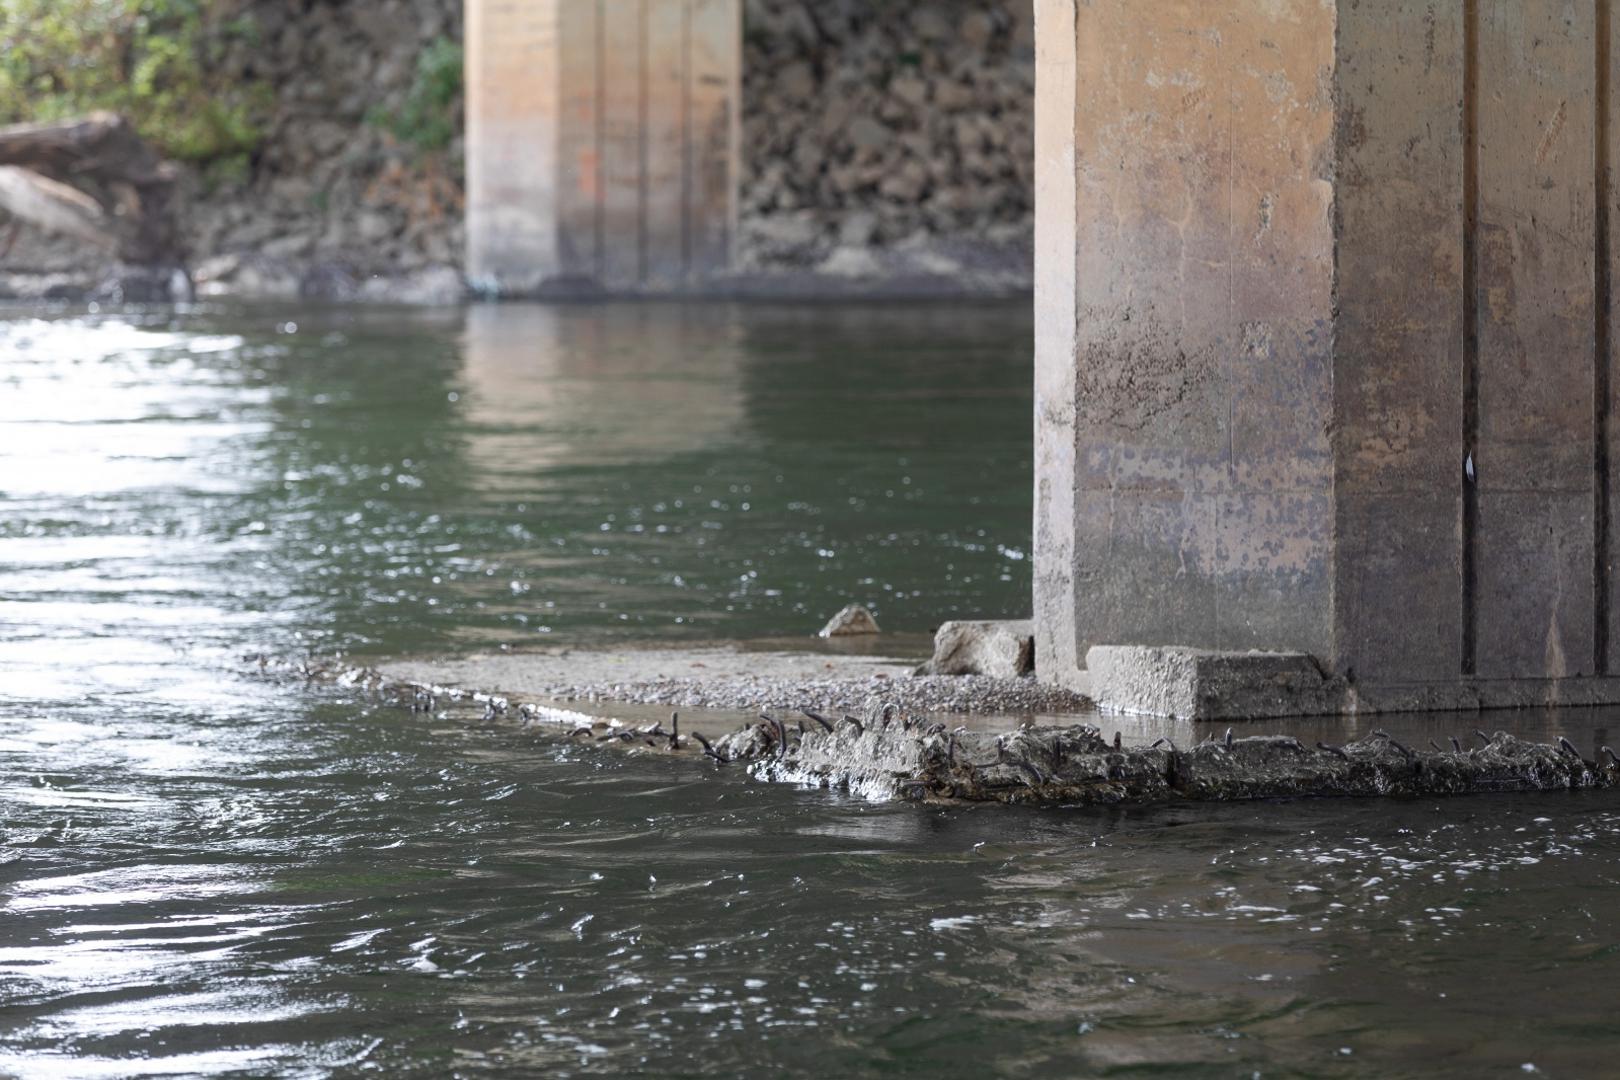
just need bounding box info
[819,603,880,638]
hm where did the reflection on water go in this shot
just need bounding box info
[461,304,748,474]
[0,302,1032,662]
[3,302,1620,1078]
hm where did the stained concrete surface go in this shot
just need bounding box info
[1034,0,1620,714]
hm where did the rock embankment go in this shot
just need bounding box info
[2,0,466,304]
[739,0,1033,291]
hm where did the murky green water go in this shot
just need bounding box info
[4,302,1620,1078]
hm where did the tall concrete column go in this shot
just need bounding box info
[465,0,740,296]
[1036,0,1620,717]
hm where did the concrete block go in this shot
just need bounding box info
[1087,646,1342,722]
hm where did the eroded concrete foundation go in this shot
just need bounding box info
[1035,1,1620,715]
[264,655,1620,807]
[762,720,1619,807]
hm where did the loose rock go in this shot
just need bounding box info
[915,619,1033,678]
[819,603,880,638]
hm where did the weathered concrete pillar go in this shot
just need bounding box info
[464,0,740,296]
[1036,1,1620,716]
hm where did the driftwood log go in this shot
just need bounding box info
[0,112,182,265]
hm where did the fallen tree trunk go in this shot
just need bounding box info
[0,112,181,265]
[0,166,117,250]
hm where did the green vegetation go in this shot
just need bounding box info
[0,0,268,166]
[368,36,462,155]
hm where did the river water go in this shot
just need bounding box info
[2,301,1619,1078]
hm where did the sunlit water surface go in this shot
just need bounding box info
[3,303,1620,1078]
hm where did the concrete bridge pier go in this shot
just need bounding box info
[465,0,740,296]
[1036,0,1620,717]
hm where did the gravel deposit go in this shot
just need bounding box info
[371,645,1090,721]
[531,673,1087,717]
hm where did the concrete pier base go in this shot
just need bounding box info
[1036,1,1620,716]
[1087,647,1341,722]
[465,0,740,296]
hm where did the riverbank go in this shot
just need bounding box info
[0,0,1034,304]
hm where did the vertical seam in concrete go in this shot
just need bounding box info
[638,0,651,285]
[594,0,607,281]
[1068,0,1081,434]
[1068,0,1081,675]
[1597,0,1613,674]
[1223,24,1234,649]
[1034,0,1081,684]
[1461,0,1481,677]
[1326,0,1341,669]
[680,0,692,283]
